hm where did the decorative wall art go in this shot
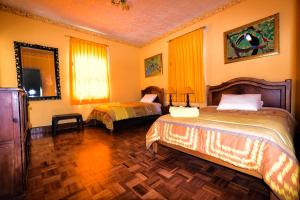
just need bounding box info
[144,54,163,77]
[224,13,279,63]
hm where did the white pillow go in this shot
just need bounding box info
[140,94,157,103]
[258,100,264,109]
[217,94,262,111]
[243,94,264,109]
[169,106,199,117]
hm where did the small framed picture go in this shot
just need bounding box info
[224,13,279,64]
[144,54,163,77]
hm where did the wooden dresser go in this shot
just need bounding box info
[0,88,30,199]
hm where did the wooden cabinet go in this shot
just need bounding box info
[0,88,30,199]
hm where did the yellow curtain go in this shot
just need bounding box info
[69,38,110,105]
[168,29,205,103]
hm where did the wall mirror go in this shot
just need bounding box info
[14,41,61,100]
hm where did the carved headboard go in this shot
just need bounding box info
[207,77,291,112]
[141,86,164,106]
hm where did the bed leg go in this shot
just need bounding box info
[270,191,280,200]
[153,142,158,153]
[151,142,158,159]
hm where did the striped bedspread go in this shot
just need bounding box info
[146,107,299,200]
[87,102,161,131]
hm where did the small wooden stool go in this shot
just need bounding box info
[52,113,83,135]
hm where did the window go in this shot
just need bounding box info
[168,29,205,103]
[69,38,110,105]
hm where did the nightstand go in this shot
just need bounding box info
[162,106,170,114]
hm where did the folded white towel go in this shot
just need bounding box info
[169,106,199,118]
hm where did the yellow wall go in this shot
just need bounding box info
[0,11,140,127]
[296,0,300,122]
[140,0,298,113]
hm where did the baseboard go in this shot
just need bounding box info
[30,121,87,138]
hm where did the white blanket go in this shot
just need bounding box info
[169,106,199,117]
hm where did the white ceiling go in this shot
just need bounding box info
[0,0,237,46]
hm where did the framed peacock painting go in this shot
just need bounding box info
[224,13,279,64]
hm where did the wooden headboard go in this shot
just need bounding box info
[207,77,291,112]
[141,86,164,106]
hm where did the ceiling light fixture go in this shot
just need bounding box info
[111,0,130,10]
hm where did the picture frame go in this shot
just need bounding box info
[144,53,163,77]
[224,13,279,64]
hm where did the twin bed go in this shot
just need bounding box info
[146,78,299,200]
[87,86,164,132]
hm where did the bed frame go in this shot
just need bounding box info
[207,77,291,112]
[152,77,292,200]
[93,86,164,132]
[141,86,164,106]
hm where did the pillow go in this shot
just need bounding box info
[243,94,264,109]
[140,94,157,103]
[258,100,264,109]
[169,106,199,117]
[217,94,262,111]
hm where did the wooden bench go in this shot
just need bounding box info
[52,113,83,135]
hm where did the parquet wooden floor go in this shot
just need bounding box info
[25,125,270,200]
